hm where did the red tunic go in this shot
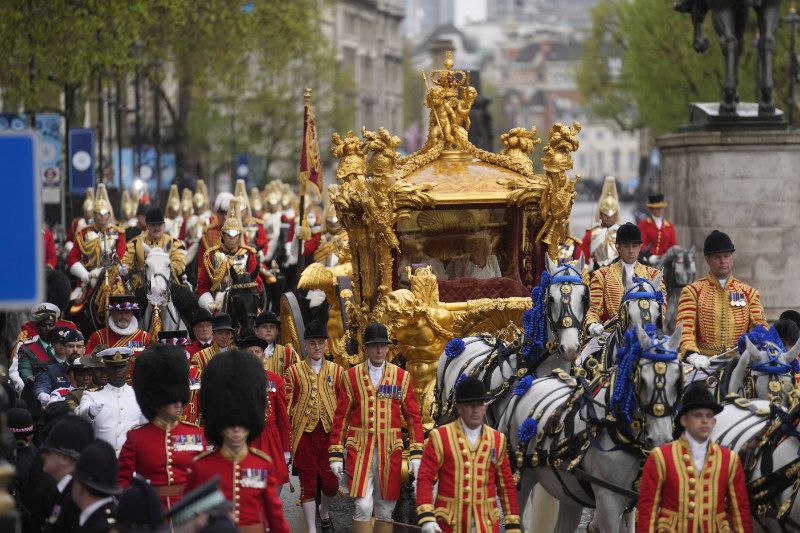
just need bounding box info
[637,437,752,533]
[118,420,206,510]
[85,328,150,383]
[186,339,213,358]
[416,421,521,533]
[182,366,203,426]
[66,225,126,269]
[638,217,677,257]
[251,370,291,485]
[184,446,290,531]
[329,362,424,500]
[44,228,57,269]
[287,220,322,256]
[575,229,592,262]
[196,245,263,296]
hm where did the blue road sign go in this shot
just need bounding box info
[0,131,43,309]
[69,128,95,194]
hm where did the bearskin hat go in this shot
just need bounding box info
[133,345,190,421]
[199,349,266,447]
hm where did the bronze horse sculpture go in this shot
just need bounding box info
[676,0,783,115]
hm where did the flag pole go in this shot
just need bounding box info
[296,88,312,264]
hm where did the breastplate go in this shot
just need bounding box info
[84,228,120,266]
[591,226,618,267]
[211,249,249,291]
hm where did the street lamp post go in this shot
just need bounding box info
[785,2,800,127]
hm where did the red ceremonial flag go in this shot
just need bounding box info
[298,88,323,195]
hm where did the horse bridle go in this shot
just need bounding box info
[633,337,683,420]
[746,343,797,407]
[224,279,259,337]
[547,264,587,350]
[144,270,180,325]
[621,276,662,331]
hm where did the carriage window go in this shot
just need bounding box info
[396,207,514,287]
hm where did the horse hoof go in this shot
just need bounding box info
[694,38,709,53]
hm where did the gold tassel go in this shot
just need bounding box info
[149,305,162,345]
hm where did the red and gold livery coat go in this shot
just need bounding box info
[117,418,206,509]
[251,369,291,485]
[416,421,520,533]
[184,446,290,532]
[85,328,150,383]
[262,344,300,378]
[182,365,203,425]
[328,362,424,500]
[677,275,766,357]
[638,217,677,257]
[585,261,666,327]
[637,437,752,533]
[186,339,213,358]
[196,244,263,296]
[66,224,126,271]
[284,359,343,455]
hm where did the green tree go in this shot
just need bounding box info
[578,0,793,134]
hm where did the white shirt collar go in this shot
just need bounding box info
[652,215,663,229]
[718,277,729,290]
[368,360,385,387]
[56,473,72,494]
[460,419,483,446]
[264,343,275,358]
[79,496,114,526]
[685,432,709,473]
[309,358,323,373]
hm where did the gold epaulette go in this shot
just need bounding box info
[16,330,30,343]
[241,244,257,254]
[193,449,215,461]
[249,447,273,462]
[180,420,202,429]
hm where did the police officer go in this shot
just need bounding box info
[71,439,122,533]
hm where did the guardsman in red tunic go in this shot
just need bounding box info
[285,321,343,533]
[677,230,766,370]
[416,377,521,533]
[576,176,620,269]
[85,295,150,381]
[240,336,292,491]
[66,185,126,295]
[637,384,751,533]
[196,197,262,312]
[186,309,214,357]
[118,344,207,510]
[184,349,290,533]
[638,194,678,263]
[586,223,666,336]
[254,310,299,377]
[329,322,424,533]
[66,188,94,252]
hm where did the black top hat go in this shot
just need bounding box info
[115,475,168,533]
[615,222,642,245]
[199,350,266,447]
[455,376,491,403]
[73,439,122,495]
[7,407,34,435]
[133,346,190,421]
[255,310,280,327]
[145,206,165,225]
[48,326,72,344]
[63,329,84,343]
[238,336,269,350]
[304,320,328,339]
[363,322,391,345]
[191,308,214,329]
[774,319,800,348]
[165,476,233,526]
[211,313,234,332]
[157,330,191,346]
[780,310,800,330]
[40,414,94,460]
[647,194,668,208]
[108,294,139,313]
[703,230,735,256]
[673,383,722,438]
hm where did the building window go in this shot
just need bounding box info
[629,150,637,170]
[597,152,605,171]
[612,149,620,173]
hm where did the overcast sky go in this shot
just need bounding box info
[455,0,488,25]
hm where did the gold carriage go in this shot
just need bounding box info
[280,51,582,427]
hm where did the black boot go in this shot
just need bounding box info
[320,516,335,533]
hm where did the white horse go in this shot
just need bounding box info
[140,245,186,332]
[504,325,683,532]
[433,257,588,427]
[652,246,696,332]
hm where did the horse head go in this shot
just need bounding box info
[544,255,588,362]
[612,324,683,448]
[142,244,172,306]
[732,327,800,408]
[668,246,696,288]
[620,271,663,332]
[226,266,260,340]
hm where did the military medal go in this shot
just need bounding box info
[173,434,204,452]
[241,468,268,489]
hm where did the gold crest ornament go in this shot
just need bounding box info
[596,176,620,220]
[221,197,243,237]
[194,180,210,213]
[120,190,135,221]
[82,187,95,218]
[181,188,193,215]
[249,187,263,215]
[166,184,181,218]
[94,183,114,218]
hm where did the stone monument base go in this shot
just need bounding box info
[681,103,788,132]
[657,129,800,319]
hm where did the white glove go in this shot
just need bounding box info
[648,254,659,265]
[588,323,604,336]
[88,268,102,286]
[38,392,51,407]
[119,264,129,277]
[70,262,91,284]
[410,458,421,478]
[421,523,442,533]
[686,353,711,369]
[284,451,291,465]
[330,461,344,480]
[88,403,104,419]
